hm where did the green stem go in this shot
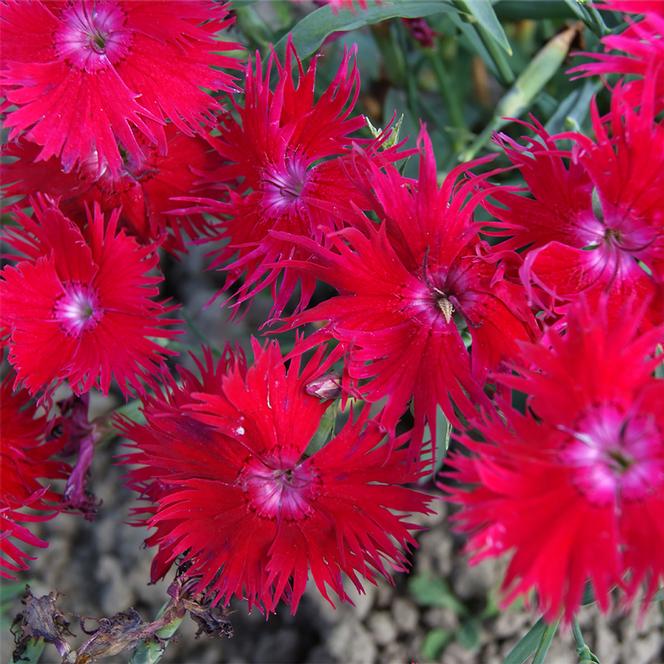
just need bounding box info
[426,49,468,154]
[129,602,185,664]
[571,618,600,663]
[532,619,559,664]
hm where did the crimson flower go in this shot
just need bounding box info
[444,298,664,622]
[120,340,432,614]
[0,197,179,397]
[1,375,69,578]
[278,130,537,446]
[191,39,402,317]
[2,126,220,254]
[569,1,664,109]
[0,0,240,177]
[487,86,663,322]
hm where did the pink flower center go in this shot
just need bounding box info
[406,268,461,329]
[55,1,131,72]
[562,405,663,505]
[577,190,659,269]
[54,284,103,337]
[261,160,309,212]
[241,455,319,520]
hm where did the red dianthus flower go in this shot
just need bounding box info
[1,375,69,578]
[0,0,240,177]
[487,86,663,322]
[444,298,664,622]
[191,40,402,317]
[278,130,537,446]
[0,197,179,397]
[120,340,432,613]
[2,126,220,254]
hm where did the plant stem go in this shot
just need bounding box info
[426,49,468,154]
[127,598,186,664]
[572,618,600,663]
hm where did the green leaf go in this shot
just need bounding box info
[461,22,580,160]
[408,574,467,615]
[421,406,452,480]
[504,617,548,664]
[454,0,512,54]
[562,0,610,35]
[457,618,481,650]
[305,405,338,455]
[495,1,578,21]
[275,0,452,60]
[421,628,453,661]
[532,620,559,664]
[544,79,600,134]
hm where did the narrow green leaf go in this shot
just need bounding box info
[461,23,580,160]
[495,1,578,21]
[275,0,452,60]
[545,79,600,134]
[420,405,452,479]
[562,0,610,35]
[532,620,559,664]
[305,405,338,456]
[503,617,547,664]
[454,0,512,54]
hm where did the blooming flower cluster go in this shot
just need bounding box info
[1,0,662,641]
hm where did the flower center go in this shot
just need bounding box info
[261,160,309,211]
[578,189,658,259]
[434,288,455,324]
[240,455,319,520]
[406,276,459,329]
[562,405,663,505]
[55,1,131,72]
[54,284,103,337]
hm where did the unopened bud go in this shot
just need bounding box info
[305,373,342,400]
